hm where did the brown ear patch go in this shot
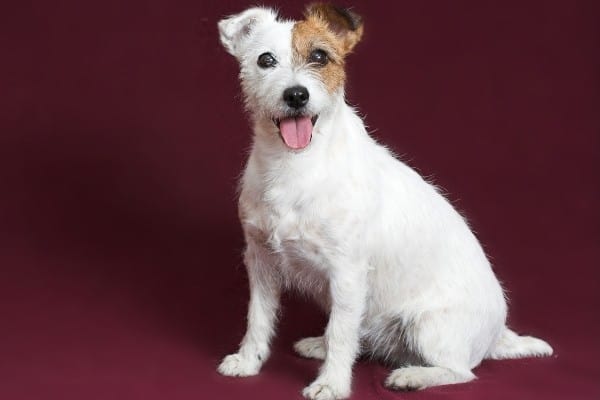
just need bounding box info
[304,3,363,54]
[292,4,363,93]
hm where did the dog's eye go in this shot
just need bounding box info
[308,49,328,66]
[257,52,277,68]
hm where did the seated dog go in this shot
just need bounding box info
[217,4,553,399]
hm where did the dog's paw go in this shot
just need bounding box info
[385,367,425,391]
[302,380,350,400]
[217,353,260,377]
[294,336,326,360]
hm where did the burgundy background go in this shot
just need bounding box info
[1,1,599,399]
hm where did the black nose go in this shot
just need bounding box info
[283,86,309,109]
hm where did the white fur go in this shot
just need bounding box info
[217,8,553,400]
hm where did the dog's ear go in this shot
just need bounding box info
[304,3,363,54]
[218,7,278,59]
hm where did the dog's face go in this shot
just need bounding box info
[219,4,363,150]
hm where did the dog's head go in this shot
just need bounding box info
[218,4,363,150]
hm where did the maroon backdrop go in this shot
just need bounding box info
[1,1,599,399]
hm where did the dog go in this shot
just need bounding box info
[216,4,553,399]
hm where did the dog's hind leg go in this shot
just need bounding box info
[383,310,478,391]
[386,365,475,391]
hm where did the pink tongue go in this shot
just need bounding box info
[279,116,313,149]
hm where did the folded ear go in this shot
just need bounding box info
[218,7,278,58]
[304,3,363,54]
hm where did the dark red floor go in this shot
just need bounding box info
[1,1,599,399]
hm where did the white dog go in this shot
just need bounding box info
[216,4,553,399]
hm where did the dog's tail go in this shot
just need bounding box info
[486,327,553,360]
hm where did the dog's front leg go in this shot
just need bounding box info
[303,265,366,400]
[217,241,280,377]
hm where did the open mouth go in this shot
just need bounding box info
[272,115,318,150]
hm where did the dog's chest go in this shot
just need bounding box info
[240,177,345,272]
[248,199,329,261]
[241,194,333,303]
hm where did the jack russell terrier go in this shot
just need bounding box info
[216,4,553,399]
